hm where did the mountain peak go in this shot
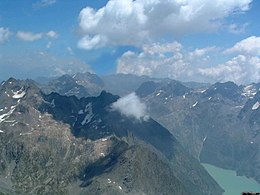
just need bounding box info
[203,81,242,101]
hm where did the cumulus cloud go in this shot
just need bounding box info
[117,37,260,84]
[46,30,58,39]
[17,31,43,41]
[111,93,149,121]
[78,35,108,50]
[198,36,260,84]
[78,0,252,50]
[16,30,59,42]
[225,36,260,56]
[198,55,260,84]
[117,41,215,80]
[189,46,216,58]
[0,27,12,43]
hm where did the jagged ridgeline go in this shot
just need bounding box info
[136,80,260,184]
[0,78,223,194]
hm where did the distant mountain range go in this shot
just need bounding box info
[1,72,259,194]
[136,79,260,183]
[0,77,222,194]
[35,72,260,184]
[36,72,210,98]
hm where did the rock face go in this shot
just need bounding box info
[35,72,260,184]
[40,72,104,98]
[136,80,260,183]
[0,78,222,194]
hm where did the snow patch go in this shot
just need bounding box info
[101,138,107,142]
[19,132,32,136]
[234,105,243,109]
[252,102,259,110]
[242,84,257,98]
[5,91,10,97]
[81,103,93,125]
[192,101,198,107]
[208,97,212,100]
[0,130,4,133]
[12,90,26,99]
[78,109,84,114]
[0,106,16,123]
[51,99,55,108]
[10,121,18,127]
[4,120,16,123]
[200,89,207,93]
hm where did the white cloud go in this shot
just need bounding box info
[46,31,58,39]
[117,42,212,80]
[117,37,260,84]
[142,42,182,55]
[198,36,260,84]
[78,35,108,50]
[225,36,260,56]
[33,0,57,8]
[17,31,43,42]
[16,30,59,42]
[0,27,11,43]
[111,93,149,121]
[189,46,216,58]
[198,55,260,84]
[78,0,252,49]
[227,23,248,34]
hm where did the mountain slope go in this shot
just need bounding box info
[137,80,260,183]
[0,78,223,194]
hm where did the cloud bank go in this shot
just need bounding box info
[117,36,260,84]
[225,36,260,56]
[111,93,148,121]
[198,36,260,83]
[117,41,215,81]
[78,0,252,50]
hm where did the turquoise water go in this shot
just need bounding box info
[202,163,260,195]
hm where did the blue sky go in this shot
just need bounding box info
[0,0,259,84]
